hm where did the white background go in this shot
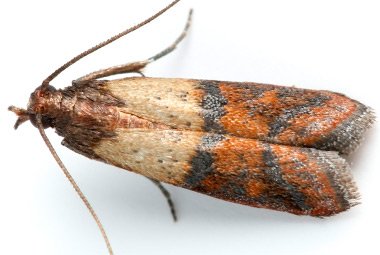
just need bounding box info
[1,0,379,254]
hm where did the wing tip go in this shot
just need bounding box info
[312,150,360,215]
[341,104,375,154]
[316,102,375,155]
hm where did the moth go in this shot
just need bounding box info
[9,0,374,254]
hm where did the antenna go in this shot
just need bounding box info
[36,115,114,254]
[35,1,183,253]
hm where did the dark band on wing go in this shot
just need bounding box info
[198,80,228,133]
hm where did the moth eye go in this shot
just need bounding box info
[36,90,45,97]
[36,105,46,113]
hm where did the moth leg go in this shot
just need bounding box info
[148,178,177,222]
[74,9,192,83]
[136,71,145,77]
[147,9,192,62]
[74,61,149,83]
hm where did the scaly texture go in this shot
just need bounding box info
[25,77,374,216]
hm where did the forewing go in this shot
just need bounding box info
[93,129,359,217]
[104,77,374,154]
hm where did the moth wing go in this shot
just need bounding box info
[214,80,374,154]
[103,77,374,154]
[93,129,358,217]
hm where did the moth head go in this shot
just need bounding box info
[9,85,57,129]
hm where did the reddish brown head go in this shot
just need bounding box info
[9,85,60,130]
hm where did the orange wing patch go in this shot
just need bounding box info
[183,134,358,216]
